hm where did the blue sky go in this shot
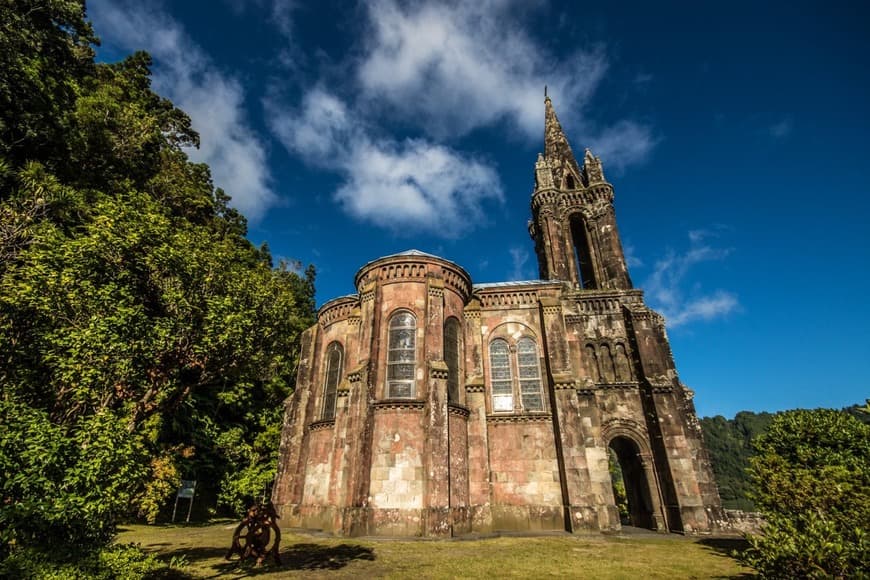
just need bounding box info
[87,0,869,418]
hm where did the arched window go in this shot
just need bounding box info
[489,339,513,411]
[387,311,416,398]
[322,342,343,420]
[600,344,616,383]
[614,343,633,382]
[517,338,543,411]
[569,214,596,289]
[584,344,601,382]
[565,174,576,189]
[489,337,544,413]
[444,318,461,403]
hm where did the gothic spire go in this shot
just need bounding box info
[543,95,582,188]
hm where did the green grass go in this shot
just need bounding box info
[117,523,753,578]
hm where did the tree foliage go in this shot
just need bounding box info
[0,0,315,570]
[738,407,870,578]
[700,411,774,510]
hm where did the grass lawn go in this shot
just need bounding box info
[117,522,753,579]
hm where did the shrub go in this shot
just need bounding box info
[739,408,870,578]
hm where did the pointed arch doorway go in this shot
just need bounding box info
[608,436,659,530]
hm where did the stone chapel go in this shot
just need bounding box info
[272,96,724,537]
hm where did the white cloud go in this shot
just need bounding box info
[358,0,602,139]
[266,0,655,233]
[356,0,654,168]
[268,88,503,235]
[88,0,278,221]
[337,138,502,234]
[644,230,739,328]
[270,88,355,163]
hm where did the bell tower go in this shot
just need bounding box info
[529,96,633,290]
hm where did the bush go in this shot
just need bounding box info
[0,544,177,580]
[739,408,870,578]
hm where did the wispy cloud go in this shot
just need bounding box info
[222,0,296,38]
[633,72,654,85]
[88,0,278,221]
[267,88,503,236]
[508,246,533,281]
[644,229,739,327]
[767,118,793,140]
[624,243,643,268]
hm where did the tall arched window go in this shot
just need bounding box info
[569,214,596,289]
[614,343,633,382]
[584,344,600,382]
[444,318,461,403]
[517,338,543,411]
[322,342,343,420]
[600,344,616,383]
[387,311,416,398]
[489,339,513,411]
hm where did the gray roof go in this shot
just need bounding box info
[389,249,441,258]
[473,280,554,290]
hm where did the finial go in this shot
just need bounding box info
[544,85,548,99]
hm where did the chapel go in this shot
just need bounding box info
[272,96,724,536]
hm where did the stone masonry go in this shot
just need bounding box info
[272,96,724,536]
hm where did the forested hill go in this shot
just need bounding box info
[701,403,869,510]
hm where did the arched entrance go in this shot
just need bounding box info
[608,436,656,530]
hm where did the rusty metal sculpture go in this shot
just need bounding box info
[225,501,282,566]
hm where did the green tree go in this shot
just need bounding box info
[0,0,315,573]
[700,411,774,510]
[739,409,870,578]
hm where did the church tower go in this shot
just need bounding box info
[530,95,633,289]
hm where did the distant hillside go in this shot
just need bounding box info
[701,402,868,510]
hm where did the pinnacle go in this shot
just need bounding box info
[543,96,582,184]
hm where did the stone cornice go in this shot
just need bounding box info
[487,413,552,424]
[347,363,366,384]
[372,399,426,411]
[530,183,614,215]
[598,382,640,390]
[354,254,473,303]
[308,419,335,432]
[317,295,359,327]
[465,379,485,393]
[429,360,449,380]
[447,403,470,418]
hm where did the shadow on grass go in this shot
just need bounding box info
[205,543,376,577]
[697,537,750,557]
[697,537,756,579]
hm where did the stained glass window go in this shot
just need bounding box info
[387,312,416,398]
[517,338,543,411]
[489,339,513,411]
